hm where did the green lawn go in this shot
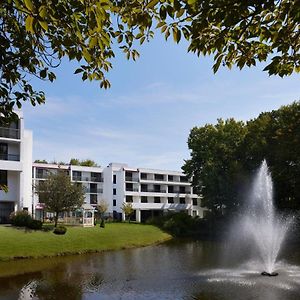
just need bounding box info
[0,223,171,261]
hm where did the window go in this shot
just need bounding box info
[168,186,174,193]
[168,175,173,181]
[113,199,116,206]
[154,197,160,203]
[141,196,147,203]
[141,184,147,192]
[179,186,185,193]
[0,143,8,160]
[113,188,116,195]
[72,171,82,181]
[180,176,188,182]
[193,198,198,206]
[168,197,174,204]
[91,172,102,182]
[154,174,164,181]
[154,184,160,192]
[180,198,185,204]
[113,174,116,184]
[126,195,133,202]
[90,194,98,204]
[0,170,7,188]
[141,173,147,180]
[36,168,46,179]
[90,183,97,193]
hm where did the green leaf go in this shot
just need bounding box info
[146,0,159,9]
[39,20,48,31]
[24,0,34,12]
[25,16,34,33]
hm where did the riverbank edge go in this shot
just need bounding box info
[0,235,172,263]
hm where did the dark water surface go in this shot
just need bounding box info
[0,240,300,300]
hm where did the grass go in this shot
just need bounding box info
[0,223,171,261]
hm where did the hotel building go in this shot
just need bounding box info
[0,112,32,223]
[0,113,205,223]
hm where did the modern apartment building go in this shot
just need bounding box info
[0,113,204,223]
[32,163,104,219]
[32,162,205,222]
[103,163,204,222]
[0,112,32,223]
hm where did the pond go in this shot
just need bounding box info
[0,239,300,300]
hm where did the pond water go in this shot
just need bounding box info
[0,240,300,300]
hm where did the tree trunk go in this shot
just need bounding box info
[54,212,59,227]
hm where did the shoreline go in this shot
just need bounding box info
[0,223,172,267]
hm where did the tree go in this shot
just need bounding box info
[182,118,248,215]
[244,101,300,210]
[97,199,109,227]
[36,171,85,227]
[69,158,99,167]
[155,0,300,77]
[121,202,134,222]
[1,1,299,122]
[34,159,48,164]
[184,101,300,215]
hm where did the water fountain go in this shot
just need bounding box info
[241,160,291,276]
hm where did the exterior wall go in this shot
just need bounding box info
[32,162,206,222]
[0,111,33,223]
[32,163,104,217]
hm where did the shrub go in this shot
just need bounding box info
[10,210,32,227]
[53,226,67,235]
[27,219,43,230]
[42,225,54,232]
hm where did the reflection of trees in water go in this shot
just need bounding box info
[32,270,103,299]
[0,261,104,300]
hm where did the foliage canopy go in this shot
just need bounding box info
[36,171,85,226]
[183,101,300,215]
[1,0,299,121]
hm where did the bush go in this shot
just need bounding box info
[27,219,43,230]
[10,210,32,227]
[53,226,67,235]
[42,225,54,232]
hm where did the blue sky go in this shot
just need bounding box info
[23,34,300,171]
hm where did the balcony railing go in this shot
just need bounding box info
[126,188,139,192]
[141,189,167,193]
[125,176,139,182]
[0,153,20,161]
[85,188,103,193]
[0,127,20,139]
[73,176,103,182]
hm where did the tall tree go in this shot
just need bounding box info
[183,118,247,215]
[244,101,300,209]
[1,1,299,121]
[36,171,85,226]
[184,101,300,215]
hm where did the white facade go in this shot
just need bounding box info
[103,163,205,222]
[32,162,205,222]
[32,163,104,218]
[0,112,32,223]
[0,112,205,223]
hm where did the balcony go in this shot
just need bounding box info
[125,176,139,182]
[0,127,20,139]
[141,189,167,193]
[0,153,20,161]
[126,187,139,192]
[73,176,103,182]
[85,188,103,193]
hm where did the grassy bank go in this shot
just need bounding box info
[0,223,171,261]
